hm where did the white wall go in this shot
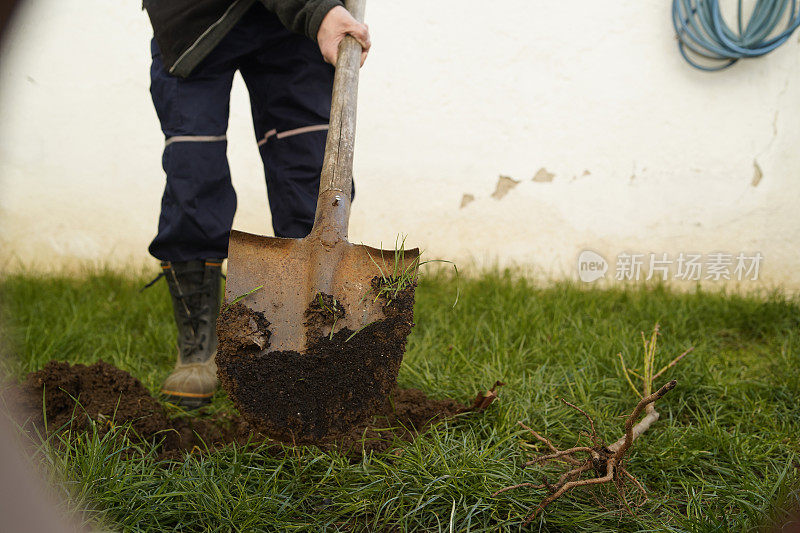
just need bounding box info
[1,0,799,290]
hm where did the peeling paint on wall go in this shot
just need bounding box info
[752,161,763,187]
[533,168,555,182]
[491,176,519,200]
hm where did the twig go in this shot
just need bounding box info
[525,464,616,525]
[518,422,580,466]
[618,353,643,399]
[518,422,557,452]
[610,380,676,455]
[492,482,544,496]
[547,463,592,493]
[622,468,647,497]
[653,347,694,381]
[559,397,600,446]
[525,447,594,465]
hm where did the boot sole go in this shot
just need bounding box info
[161,389,214,410]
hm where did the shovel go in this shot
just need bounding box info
[216,0,419,443]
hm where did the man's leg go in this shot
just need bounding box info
[149,39,237,262]
[149,39,236,408]
[238,8,349,239]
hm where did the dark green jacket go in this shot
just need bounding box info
[144,0,342,78]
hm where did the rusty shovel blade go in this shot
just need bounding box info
[216,230,420,443]
[215,0,418,443]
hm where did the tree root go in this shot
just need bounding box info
[493,380,677,526]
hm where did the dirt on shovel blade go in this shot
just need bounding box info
[216,278,416,444]
[3,359,470,459]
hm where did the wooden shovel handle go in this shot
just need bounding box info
[311,0,366,244]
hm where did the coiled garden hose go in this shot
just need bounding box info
[672,0,800,70]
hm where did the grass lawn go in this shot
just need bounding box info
[1,269,799,531]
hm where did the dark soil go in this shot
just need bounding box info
[217,279,417,444]
[4,359,469,459]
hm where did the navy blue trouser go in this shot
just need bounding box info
[149,4,344,262]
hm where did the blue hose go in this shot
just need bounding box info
[672,0,800,70]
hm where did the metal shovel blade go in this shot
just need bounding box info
[217,230,420,442]
[216,0,419,442]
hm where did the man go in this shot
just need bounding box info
[143,0,370,408]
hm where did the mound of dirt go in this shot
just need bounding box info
[3,360,470,459]
[217,281,417,444]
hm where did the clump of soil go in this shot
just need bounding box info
[304,292,345,331]
[216,302,271,355]
[217,280,417,444]
[4,359,469,459]
[8,360,167,436]
[3,360,240,455]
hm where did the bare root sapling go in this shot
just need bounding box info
[494,324,691,525]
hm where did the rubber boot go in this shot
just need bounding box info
[160,259,223,409]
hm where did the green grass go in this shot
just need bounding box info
[1,268,799,531]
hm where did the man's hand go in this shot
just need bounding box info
[317,5,371,67]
